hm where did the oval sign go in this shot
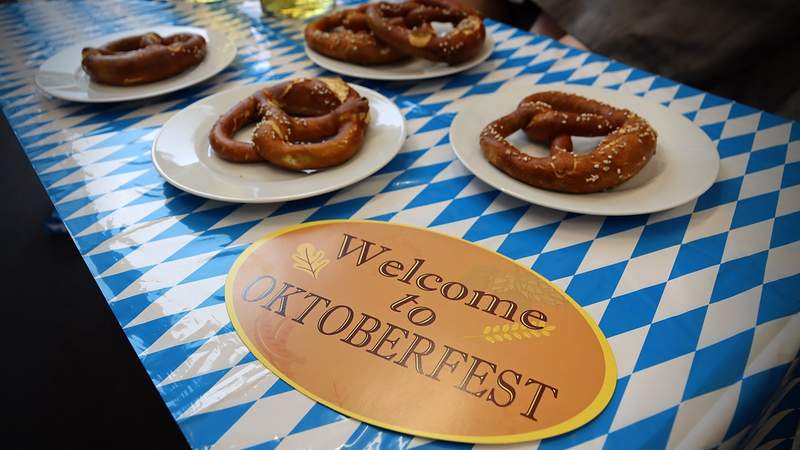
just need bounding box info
[226,220,616,444]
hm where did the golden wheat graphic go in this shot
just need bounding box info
[292,243,329,279]
[480,322,556,344]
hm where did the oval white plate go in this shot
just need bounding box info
[152,82,406,203]
[450,81,720,216]
[305,34,494,81]
[35,26,236,103]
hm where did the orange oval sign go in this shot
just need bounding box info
[226,220,616,444]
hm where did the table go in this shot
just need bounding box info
[1,1,798,448]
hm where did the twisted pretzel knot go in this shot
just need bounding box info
[210,78,370,171]
[480,91,657,193]
[81,32,206,86]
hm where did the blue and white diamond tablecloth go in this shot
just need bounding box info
[1,0,798,448]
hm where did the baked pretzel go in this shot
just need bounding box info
[81,32,206,86]
[365,0,485,65]
[305,5,408,65]
[480,92,657,193]
[209,78,370,171]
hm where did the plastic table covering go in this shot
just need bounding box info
[2,1,799,449]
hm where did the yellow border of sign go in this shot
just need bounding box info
[225,219,617,445]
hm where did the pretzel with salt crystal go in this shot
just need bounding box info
[209,78,369,171]
[305,5,409,65]
[480,91,657,193]
[365,0,485,65]
[81,32,206,86]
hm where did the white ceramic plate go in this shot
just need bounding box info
[305,35,494,81]
[450,81,720,216]
[152,82,406,203]
[35,26,236,103]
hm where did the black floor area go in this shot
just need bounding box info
[0,112,189,449]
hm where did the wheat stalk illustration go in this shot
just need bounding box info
[292,243,329,279]
[477,322,557,344]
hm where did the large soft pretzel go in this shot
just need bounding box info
[365,0,486,65]
[480,91,657,193]
[81,32,206,86]
[305,5,408,65]
[209,78,370,171]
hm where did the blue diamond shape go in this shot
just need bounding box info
[758,273,800,324]
[597,215,648,238]
[496,222,560,260]
[86,245,138,274]
[289,402,347,435]
[181,246,246,284]
[443,72,487,89]
[792,122,800,141]
[757,111,789,130]
[262,379,294,398]
[566,261,627,306]
[430,191,499,226]
[108,289,167,328]
[499,56,534,69]
[781,161,800,188]
[700,122,725,141]
[683,329,754,400]
[650,76,676,91]
[383,162,450,192]
[626,68,653,82]
[771,211,800,247]
[539,70,573,84]
[728,103,760,120]
[604,406,678,450]
[406,175,472,209]
[635,307,706,371]
[632,215,691,257]
[695,177,743,211]
[746,145,787,173]
[532,241,592,280]
[521,59,556,75]
[466,81,504,96]
[711,251,768,303]
[674,85,703,100]
[417,113,455,133]
[731,191,778,229]
[670,232,727,279]
[376,149,425,175]
[463,206,528,242]
[600,284,665,337]
[74,226,125,254]
[718,134,755,158]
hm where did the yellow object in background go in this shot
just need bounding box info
[261,0,335,19]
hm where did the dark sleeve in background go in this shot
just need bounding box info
[533,0,800,120]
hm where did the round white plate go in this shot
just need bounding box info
[152,82,406,203]
[450,81,720,216]
[35,26,237,103]
[305,35,494,81]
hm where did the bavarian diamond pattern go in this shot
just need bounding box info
[1,0,799,449]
